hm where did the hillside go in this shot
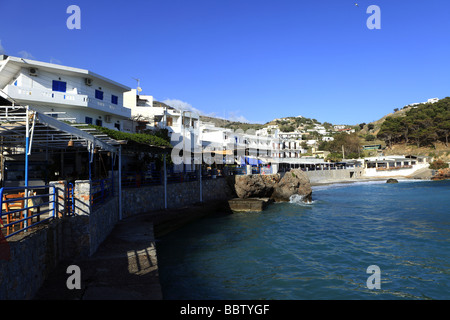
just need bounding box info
[200,115,339,133]
[358,105,413,136]
[366,97,450,162]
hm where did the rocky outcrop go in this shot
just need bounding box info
[386,178,398,183]
[270,169,313,203]
[233,169,312,203]
[431,168,450,181]
[234,174,279,199]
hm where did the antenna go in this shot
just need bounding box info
[132,77,142,93]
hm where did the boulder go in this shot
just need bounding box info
[233,169,312,203]
[234,174,279,199]
[270,169,313,203]
[386,178,398,184]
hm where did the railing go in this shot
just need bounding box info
[376,165,413,171]
[260,167,273,175]
[91,179,113,207]
[231,167,247,175]
[67,183,75,215]
[167,171,198,183]
[0,186,56,239]
[121,171,163,188]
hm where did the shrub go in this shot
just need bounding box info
[429,159,449,170]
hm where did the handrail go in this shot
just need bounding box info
[91,178,114,207]
[1,185,56,239]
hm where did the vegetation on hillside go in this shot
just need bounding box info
[377,97,450,148]
[429,159,449,170]
[320,132,362,159]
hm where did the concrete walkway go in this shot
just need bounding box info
[34,213,162,300]
[34,201,231,300]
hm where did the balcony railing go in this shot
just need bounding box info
[4,85,131,118]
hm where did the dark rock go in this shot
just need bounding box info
[232,169,312,204]
[234,174,279,199]
[386,178,398,183]
[271,169,312,203]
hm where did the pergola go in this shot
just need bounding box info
[0,104,125,217]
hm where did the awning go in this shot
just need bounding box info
[0,105,120,154]
[240,156,265,166]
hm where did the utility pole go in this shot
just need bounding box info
[342,145,345,160]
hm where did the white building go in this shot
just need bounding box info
[123,89,154,122]
[406,97,439,108]
[363,155,430,177]
[0,55,132,131]
[278,131,303,140]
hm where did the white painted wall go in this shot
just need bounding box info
[363,163,429,177]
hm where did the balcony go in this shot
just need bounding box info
[4,85,131,118]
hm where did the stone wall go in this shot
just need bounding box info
[121,177,233,218]
[71,180,120,257]
[0,220,62,299]
[304,168,364,183]
[0,176,232,299]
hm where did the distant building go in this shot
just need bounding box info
[405,97,439,108]
[337,128,355,134]
[333,125,347,130]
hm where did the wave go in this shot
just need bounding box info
[289,194,315,206]
[311,178,430,191]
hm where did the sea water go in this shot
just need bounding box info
[156,179,450,300]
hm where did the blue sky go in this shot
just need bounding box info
[1,0,450,125]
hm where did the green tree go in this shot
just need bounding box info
[429,159,449,170]
[326,152,343,162]
[321,132,361,155]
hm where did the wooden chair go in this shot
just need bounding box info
[2,193,25,236]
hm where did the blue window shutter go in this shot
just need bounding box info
[52,80,67,92]
[111,95,118,105]
[95,90,104,100]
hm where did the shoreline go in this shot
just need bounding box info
[309,176,431,187]
[33,174,435,300]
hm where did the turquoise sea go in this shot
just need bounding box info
[156,179,450,300]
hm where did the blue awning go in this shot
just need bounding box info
[240,157,265,166]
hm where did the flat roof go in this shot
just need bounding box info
[0,55,131,91]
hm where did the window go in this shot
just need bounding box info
[85,117,93,124]
[52,80,67,93]
[96,119,103,127]
[111,95,118,105]
[95,90,104,100]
